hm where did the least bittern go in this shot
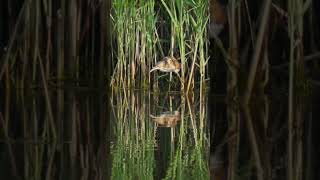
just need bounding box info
[150,56,182,81]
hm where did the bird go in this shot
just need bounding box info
[208,0,227,38]
[150,56,181,74]
[150,111,180,127]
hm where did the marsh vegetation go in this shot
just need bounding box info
[1,0,320,179]
[111,0,209,92]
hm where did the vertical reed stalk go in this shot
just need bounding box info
[288,0,306,179]
[39,53,57,139]
[56,0,65,140]
[0,1,26,80]
[243,0,272,104]
[32,0,40,82]
[242,106,263,179]
[288,1,294,180]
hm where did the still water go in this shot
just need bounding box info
[0,88,209,180]
[110,90,209,180]
[0,86,319,179]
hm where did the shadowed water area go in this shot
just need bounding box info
[0,84,319,179]
[1,0,320,179]
[0,86,209,179]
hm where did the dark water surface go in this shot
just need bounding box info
[0,88,209,180]
[0,85,319,180]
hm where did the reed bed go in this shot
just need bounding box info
[111,0,157,89]
[0,0,111,140]
[1,0,319,179]
[208,0,315,179]
[111,0,209,91]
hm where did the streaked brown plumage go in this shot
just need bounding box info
[150,56,181,74]
[150,111,180,127]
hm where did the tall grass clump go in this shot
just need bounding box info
[160,0,209,92]
[111,0,209,91]
[111,0,157,89]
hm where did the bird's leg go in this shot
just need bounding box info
[169,72,172,91]
[176,72,182,83]
[158,74,167,79]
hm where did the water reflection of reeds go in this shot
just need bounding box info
[0,87,110,179]
[111,91,155,180]
[110,89,209,179]
[163,93,209,180]
[209,90,314,180]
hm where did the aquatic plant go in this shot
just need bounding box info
[160,0,209,92]
[111,0,209,91]
[111,0,157,89]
